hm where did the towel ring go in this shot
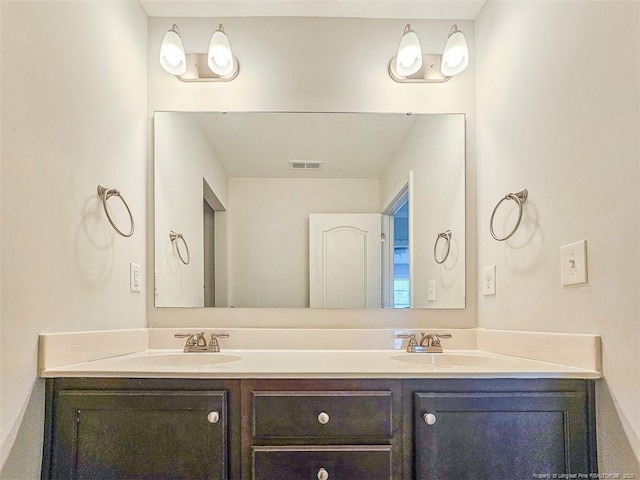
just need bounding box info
[490,188,528,241]
[97,184,134,237]
[434,230,452,264]
[169,231,191,265]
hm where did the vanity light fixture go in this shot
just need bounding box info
[389,23,469,83]
[159,25,187,76]
[441,25,469,76]
[207,24,238,77]
[159,23,239,82]
[394,24,423,77]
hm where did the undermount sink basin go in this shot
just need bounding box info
[108,353,242,368]
[391,353,526,367]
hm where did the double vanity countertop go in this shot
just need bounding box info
[38,328,602,380]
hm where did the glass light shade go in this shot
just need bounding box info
[159,27,187,75]
[395,27,422,77]
[441,29,469,77]
[208,27,235,76]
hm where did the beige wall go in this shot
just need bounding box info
[476,1,640,474]
[381,114,466,308]
[147,16,478,328]
[154,112,228,307]
[228,177,379,307]
[0,1,148,477]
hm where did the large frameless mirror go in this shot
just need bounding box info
[154,111,465,309]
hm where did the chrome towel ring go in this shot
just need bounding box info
[169,231,191,265]
[434,230,452,264]
[97,184,134,237]
[490,188,528,241]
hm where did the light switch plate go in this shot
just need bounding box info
[428,280,436,302]
[561,240,588,286]
[154,270,159,296]
[483,265,496,296]
[130,262,141,293]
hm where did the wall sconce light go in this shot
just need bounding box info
[389,24,469,83]
[160,25,187,76]
[159,23,239,82]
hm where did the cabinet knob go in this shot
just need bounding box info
[207,411,220,424]
[317,467,329,480]
[423,412,437,425]
[317,412,330,424]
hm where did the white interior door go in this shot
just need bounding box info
[309,213,381,308]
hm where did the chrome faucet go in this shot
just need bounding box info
[397,332,452,353]
[174,332,229,352]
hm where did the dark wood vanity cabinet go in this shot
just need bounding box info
[43,378,596,480]
[42,378,241,480]
[404,379,598,480]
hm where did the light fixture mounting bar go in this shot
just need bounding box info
[389,53,450,83]
[177,53,239,82]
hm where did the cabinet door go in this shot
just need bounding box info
[50,390,227,480]
[414,391,591,480]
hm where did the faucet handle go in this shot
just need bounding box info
[208,333,230,352]
[397,333,419,352]
[397,333,418,344]
[431,333,452,347]
[174,333,196,346]
[211,333,230,339]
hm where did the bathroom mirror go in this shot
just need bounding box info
[154,111,465,309]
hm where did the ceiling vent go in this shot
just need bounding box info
[289,161,323,170]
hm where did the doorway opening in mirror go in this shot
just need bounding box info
[382,184,411,308]
[392,197,410,308]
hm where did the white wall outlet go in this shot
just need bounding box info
[130,262,142,293]
[561,240,588,286]
[483,265,496,296]
[428,280,436,302]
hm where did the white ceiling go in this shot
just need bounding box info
[140,0,486,20]
[196,112,419,178]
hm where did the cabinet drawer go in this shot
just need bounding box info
[252,391,393,439]
[253,445,392,480]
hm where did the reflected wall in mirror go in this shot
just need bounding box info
[154,112,465,309]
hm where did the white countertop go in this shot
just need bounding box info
[38,328,602,379]
[39,347,601,379]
